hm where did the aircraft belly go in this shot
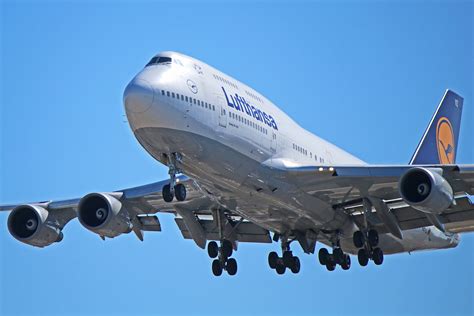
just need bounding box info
[133,127,347,234]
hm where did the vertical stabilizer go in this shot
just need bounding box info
[410,90,463,165]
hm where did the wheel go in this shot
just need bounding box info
[368,229,379,247]
[358,248,369,267]
[318,248,329,265]
[333,248,344,265]
[212,259,222,276]
[207,241,218,258]
[341,254,351,270]
[268,251,278,269]
[221,239,233,258]
[372,247,384,265]
[162,184,174,203]
[290,256,300,274]
[275,262,286,275]
[282,251,293,267]
[174,183,186,201]
[226,258,238,276]
[353,231,365,248]
[326,262,336,271]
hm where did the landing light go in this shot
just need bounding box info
[319,167,324,172]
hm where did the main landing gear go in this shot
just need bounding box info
[353,229,384,266]
[317,235,351,271]
[267,236,301,275]
[208,240,238,276]
[162,153,187,203]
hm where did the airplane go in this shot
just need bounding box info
[2,51,473,276]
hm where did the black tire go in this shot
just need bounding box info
[318,248,329,265]
[221,239,233,258]
[226,258,238,276]
[358,248,369,267]
[282,251,293,267]
[372,247,384,265]
[212,259,222,276]
[207,241,218,258]
[268,251,278,269]
[326,262,336,271]
[162,184,174,203]
[368,229,379,247]
[353,231,365,248]
[333,248,344,265]
[174,183,186,201]
[341,254,351,270]
[290,256,301,274]
[275,262,286,275]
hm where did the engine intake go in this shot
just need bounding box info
[399,167,454,214]
[78,193,132,238]
[7,205,63,247]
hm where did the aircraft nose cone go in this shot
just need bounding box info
[124,79,154,113]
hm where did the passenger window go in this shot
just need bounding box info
[197,100,200,106]
[213,105,215,111]
[161,90,165,95]
[181,95,184,101]
[172,92,175,98]
[167,91,170,97]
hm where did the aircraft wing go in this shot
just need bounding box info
[0,175,271,248]
[280,163,474,235]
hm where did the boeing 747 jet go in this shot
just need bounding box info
[2,52,473,276]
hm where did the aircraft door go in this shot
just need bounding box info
[216,96,227,128]
[270,131,277,153]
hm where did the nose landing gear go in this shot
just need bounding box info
[161,153,187,203]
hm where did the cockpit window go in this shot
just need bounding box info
[145,56,172,67]
[157,57,172,64]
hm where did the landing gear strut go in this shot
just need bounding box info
[208,209,239,276]
[208,240,238,276]
[267,235,301,275]
[162,153,186,202]
[317,232,351,271]
[353,229,384,266]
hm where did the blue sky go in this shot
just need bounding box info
[1,1,473,315]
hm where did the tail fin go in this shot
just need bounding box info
[409,89,464,165]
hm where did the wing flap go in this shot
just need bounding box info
[175,218,272,243]
[349,196,474,234]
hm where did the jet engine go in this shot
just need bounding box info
[7,205,63,247]
[77,193,132,238]
[399,167,454,214]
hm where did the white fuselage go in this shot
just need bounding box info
[123,51,458,254]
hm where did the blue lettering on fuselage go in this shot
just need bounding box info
[222,87,278,130]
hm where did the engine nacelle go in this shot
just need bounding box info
[399,167,454,214]
[7,205,63,247]
[77,193,132,238]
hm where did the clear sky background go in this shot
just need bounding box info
[1,1,473,315]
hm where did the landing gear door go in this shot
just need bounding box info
[216,96,227,128]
